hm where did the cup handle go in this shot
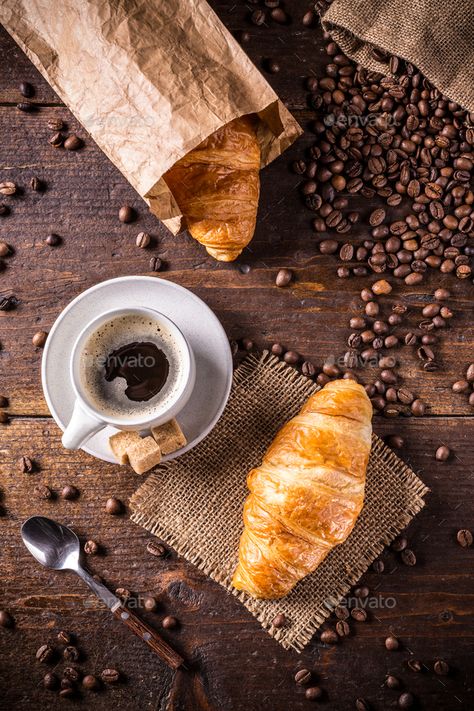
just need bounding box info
[61,400,105,450]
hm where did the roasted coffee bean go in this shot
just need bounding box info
[435,445,450,461]
[82,674,100,690]
[36,644,55,663]
[466,364,474,383]
[401,549,417,566]
[456,529,473,547]
[105,497,124,515]
[19,81,34,98]
[64,134,83,150]
[397,388,414,405]
[385,335,399,349]
[320,629,338,644]
[372,559,385,573]
[63,666,81,682]
[149,256,162,271]
[59,687,75,699]
[43,672,59,690]
[305,686,323,701]
[405,332,417,346]
[34,484,52,500]
[146,540,167,557]
[84,539,99,555]
[350,608,367,622]
[411,399,426,416]
[57,630,73,645]
[0,181,16,196]
[272,612,287,628]
[392,535,408,552]
[0,204,10,217]
[49,131,64,147]
[136,231,150,248]
[32,330,48,348]
[101,668,120,684]
[407,659,423,672]
[365,301,379,317]
[47,117,65,131]
[340,243,354,261]
[335,606,349,621]
[17,101,35,112]
[30,176,44,191]
[61,485,79,500]
[385,635,400,651]
[283,350,300,365]
[143,595,157,612]
[0,610,14,627]
[372,279,392,295]
[355,699,371,711]
[63,645,80,662]
[398,692,415,709]
[417,345,435,361]
[45,233,61,246]
[162,615,178,629]
[369,208,386,226]
[386,435,404,449]
[385,675,400,689]
[19,455,34,473]
[270,343,284,357]
[275,268,293,287]
[434,288,450,300]
[336,619,350,637]
[350,317,366,330]
[452,380,470,393]
[319,239,339,254]
[0,412,9,424]
[251,8,266,25]
[295,669,312,685]
[118,205,135,223]
[433,659,450,676]
[302,361,316,378]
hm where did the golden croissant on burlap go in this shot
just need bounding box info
[164,115,260,261]
[232,379,373,599]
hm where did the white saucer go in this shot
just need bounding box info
[41,276,233,463]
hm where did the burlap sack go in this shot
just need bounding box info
[130,353,428,652]
[321,0,474,113]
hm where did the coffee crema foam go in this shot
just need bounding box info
[79,313,183,421]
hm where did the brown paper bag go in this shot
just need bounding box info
[0,0,302,234]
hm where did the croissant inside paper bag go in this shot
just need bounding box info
[164,114,260,262]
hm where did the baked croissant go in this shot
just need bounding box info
[164,115,260,261]
[232,379,373,599]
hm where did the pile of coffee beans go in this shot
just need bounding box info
[297,36,474,286]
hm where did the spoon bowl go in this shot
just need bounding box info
[21,516,80,571]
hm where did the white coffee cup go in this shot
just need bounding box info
[61,307,195,450]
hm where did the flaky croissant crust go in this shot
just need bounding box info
[164,115,260,261]
[232,379,373,599]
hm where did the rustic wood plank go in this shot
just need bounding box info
[0,417,473,709]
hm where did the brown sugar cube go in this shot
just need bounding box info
[151,419,187,455]
[109,430,142,464]
[126,436,162,475]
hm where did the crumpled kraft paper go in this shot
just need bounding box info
[0,0,302,234]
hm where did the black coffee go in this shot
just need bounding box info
[104,341,169,402]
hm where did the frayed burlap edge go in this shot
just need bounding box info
[131,352,428,652]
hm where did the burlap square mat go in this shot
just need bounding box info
[130,353,428,652]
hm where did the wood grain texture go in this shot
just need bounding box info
[0,1,473,709]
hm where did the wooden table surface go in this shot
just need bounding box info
[0,2,473,709]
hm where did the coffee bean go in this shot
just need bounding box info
[372,279,392,295]
[385,635,400,651]
[59,687,75,699]
[43,672,59,690]
[57,630,73,645]
[61,484,79,500]
[141,595,157,613]
[162,615,178,629]
[36,644,55,663]
[0,181,16,196]
[146,540,167,557]
[101,668,120,684]
[34,484,52,500]
[355,699,371,711]
[398,692,414,709]
[275,268,293,287]
[136,232,150,248]
[30,176,44,191]
[295,668,312,685]
[17,101,35,112]
[407,659,423,672]
[350,608,367,622]
[456,529,473,547]
[19,81,34,98]
[336,619,350,637]
[433,659,450,676]
[32,331,48,348]
[0,610,14,627]
[302,361,316,377]
[417,345,435,362]
[452,380,470,393]
[372,559,385,573]
[0,412,9,424]
[45,233,61,246]
[64,134,83,150]
[283,350,300,365]
[105,497,124,515]
[82,674,100,690]
[433,288,450,300]
[435,445,450,461]
[118,205,135,223]
[63,665,81,682]
[385,675,400,689]
[305,686,323,701]
[272,612,287,628]
[369,208,386,226]
[49,131,64,147]
[340,243,354,261]
[84,539,99,555]
[63,646,80,662]
[19,455,34,473]
[335,605,349,620]
[0,243,10,259]
[0,204,10,217]
[251,8,266,25]
[320,629,338,644]
[411,399,425,416]
[401,549,417,566]
[149,256,163,271]
[115,587,131,601]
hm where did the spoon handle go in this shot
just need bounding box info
[113,605,184,670]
